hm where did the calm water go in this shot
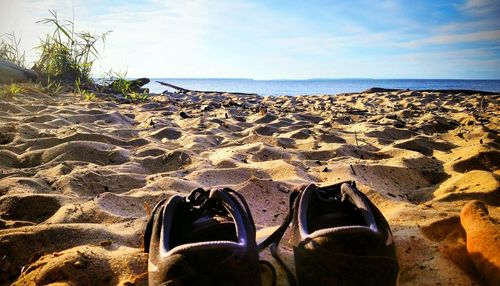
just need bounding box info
[144,78,500,96]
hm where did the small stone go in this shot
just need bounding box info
[393,121,405,128]
[100,240,113,247]
[179,111,190,119]
[201,104,210,111]
[74,260,85,269]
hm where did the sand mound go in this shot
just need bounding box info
[138,149,191,173]
[52,166,146,196]
[13,245,147,286]
[18,141,130,167]
[449,147,500,173]
[318,132,346,143]
[417,113,460,134]
[143,177,203,193]
[365,126,416,144]
[0,176,52,195]
[0,222,144,280]
[0,194,63,224]
[149,127,182,141]
[246,124,279,136]
[249,113,278,124]
[433,170,499,205]
[250,144,296,162]
[0,87,498,285]
[393,136,456,156]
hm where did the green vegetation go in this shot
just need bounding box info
[9,83,23,95]
[75,77,96,101]
[84,92,97,101]
[0,32,26,67]
[106,72,149,102]
[41,77,63,96]
[109,72,133,96]
[128,91,149,102]
[1,10,150,103]
[0,83,23,97]
[33,9,110,84]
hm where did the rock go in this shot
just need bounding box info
[393,120,405,128]
[129,78,150,89]
[109,77,150,94]
[179,111,190,119]
[200,104,210,112]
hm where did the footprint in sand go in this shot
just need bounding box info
[0,194,63,224]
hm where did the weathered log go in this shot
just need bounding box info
[157,80,257,96]
[0,60,38,83]
[157,81,191,93]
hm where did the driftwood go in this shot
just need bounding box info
[157,81,190,93]
[0,60,38,83]
[109,77,150,93]
[157,81,257,96]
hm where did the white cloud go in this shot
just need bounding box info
[401,29,500,47]
[389,48,500,78]
[425,30,500,44]
[461,0,500,15]
[436,18,499,33]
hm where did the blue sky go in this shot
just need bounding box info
[1,0,499,79]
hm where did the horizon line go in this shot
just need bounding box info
[138,77,500,81]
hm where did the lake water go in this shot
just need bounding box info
[144,78,500,96]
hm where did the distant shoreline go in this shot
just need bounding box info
[143,77,500,81]
[144,78,500,95]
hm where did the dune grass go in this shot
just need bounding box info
[102,71,149,102]
[0,32,26,68]
[33,9,111,85]
[1,10,149,102]
[0,83,23,98]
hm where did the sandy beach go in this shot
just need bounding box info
[0,87,498,285]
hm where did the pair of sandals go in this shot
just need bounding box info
[144,181,399,286]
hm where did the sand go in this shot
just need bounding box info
[0,86,498,285]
